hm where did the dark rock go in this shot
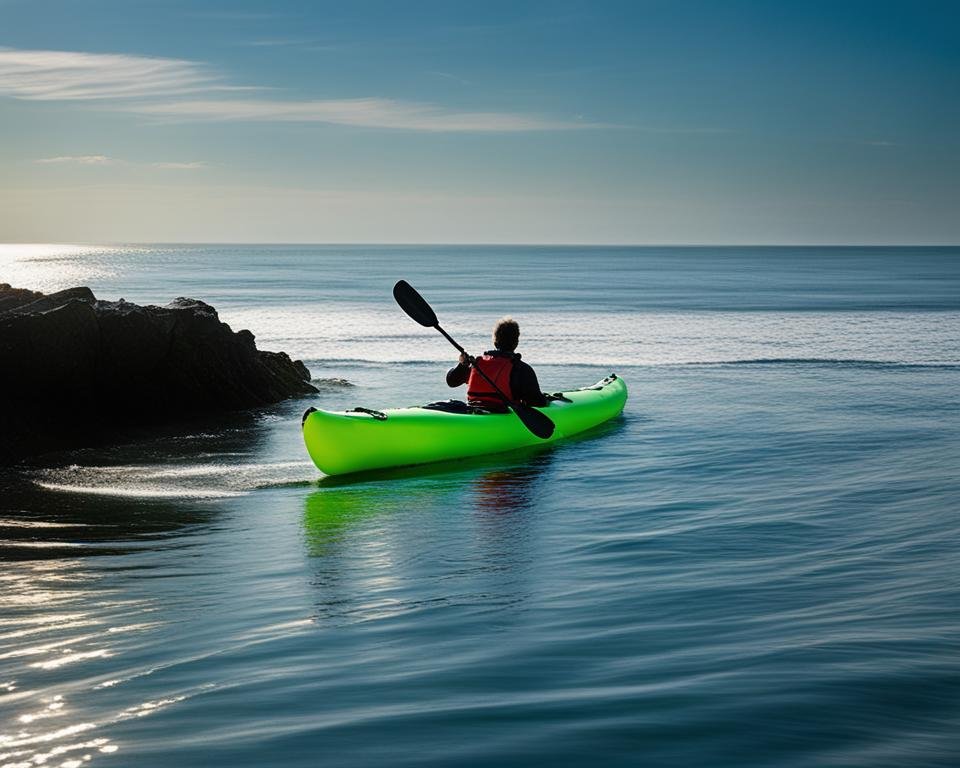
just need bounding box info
[5,286,97,316]
[0,285,318,464]
[0,283,44,313]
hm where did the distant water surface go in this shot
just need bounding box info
[1,245,959,767]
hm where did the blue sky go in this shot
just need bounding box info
[1,0,957,243]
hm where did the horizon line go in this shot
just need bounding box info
[3,241,959,248]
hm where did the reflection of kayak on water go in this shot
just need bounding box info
[302,450,557,556]
[302,374,628,477]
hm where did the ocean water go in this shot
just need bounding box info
[1,245,959,767]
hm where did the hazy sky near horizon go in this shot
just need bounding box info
[1,0,958,244]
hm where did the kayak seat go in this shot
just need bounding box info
[421,399,494,415]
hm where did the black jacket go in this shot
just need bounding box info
[446,350,547,408]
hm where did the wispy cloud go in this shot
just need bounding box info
[241,38,338,50]
[188,11,278,21]
[633,125,729,135]
[36,155,113,164]
[0,45,592,133]
[428,71,471,86]
[35,155,206,169]
[0,47,233,100]
[131,98,587,132]
[149,161,207,169]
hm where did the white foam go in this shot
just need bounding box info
[34,483,244,499]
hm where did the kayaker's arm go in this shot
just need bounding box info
[511,361,548,407]
[446,355,471,387]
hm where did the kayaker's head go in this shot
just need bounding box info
[493,317,519,352]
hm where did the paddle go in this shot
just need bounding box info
[392,280,555,440]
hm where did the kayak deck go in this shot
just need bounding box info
[302,374,627,476]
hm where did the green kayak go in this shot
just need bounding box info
[302,374,627,476]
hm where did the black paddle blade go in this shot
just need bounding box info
[511,402,556,440]
[393,280,438,327]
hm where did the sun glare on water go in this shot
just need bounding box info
[0,243,119,293]
[0,244,93,260]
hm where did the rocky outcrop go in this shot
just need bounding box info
[0,284,317,464]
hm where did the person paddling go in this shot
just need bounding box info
[446,317,547,411]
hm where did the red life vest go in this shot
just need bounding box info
[467,354,514,408]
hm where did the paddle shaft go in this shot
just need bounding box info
[435,324,466,355]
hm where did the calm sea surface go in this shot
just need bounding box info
[1,245,959,767]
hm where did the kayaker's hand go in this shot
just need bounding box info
[458,352,470,366]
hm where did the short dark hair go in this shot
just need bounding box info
[493,317,519,351]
